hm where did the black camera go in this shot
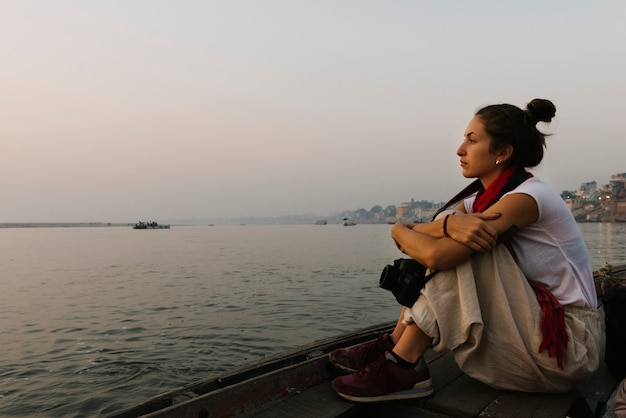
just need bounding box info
[379,258,436,307]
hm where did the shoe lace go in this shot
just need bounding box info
[354,356,386,381]
[360,335,385,361]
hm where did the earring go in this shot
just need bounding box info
[495,160,501,165]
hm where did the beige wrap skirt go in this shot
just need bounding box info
[403,245,602,393]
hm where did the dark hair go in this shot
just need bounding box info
[475,99,556,168]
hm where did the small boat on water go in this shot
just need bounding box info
[105,265,626,418]
[132,221,170,230]
[315,220,328,225]
[342,217,356,226]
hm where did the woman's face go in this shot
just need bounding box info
[457,115,501,184]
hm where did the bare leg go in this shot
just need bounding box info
[392,323,433,364]
[390,307,408,344]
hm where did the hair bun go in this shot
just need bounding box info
[526,99,556,123]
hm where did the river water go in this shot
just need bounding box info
[1,223,625,417]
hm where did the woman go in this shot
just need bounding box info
[331,99,601,402]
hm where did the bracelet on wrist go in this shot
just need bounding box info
[443,214,451,237]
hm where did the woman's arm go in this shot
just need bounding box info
[392,193,538,271]
[409,203,501,252]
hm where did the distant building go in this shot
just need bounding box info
[608,173,626,199]
[392,173,626,223]
[576,181,599,201]
[396,202,410,219]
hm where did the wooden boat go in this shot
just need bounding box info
[105,265,626,418]
[342,217,356,226]
[133,221,170,230]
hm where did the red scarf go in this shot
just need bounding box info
[530,281,569,369]
[472,166,569,369]
[472,166,520,213]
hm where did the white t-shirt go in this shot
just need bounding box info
[464,177,597,308]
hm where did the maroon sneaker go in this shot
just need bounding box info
[332,352,433,402]
[329,333,395,373]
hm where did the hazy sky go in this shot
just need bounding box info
[1,1,624,222]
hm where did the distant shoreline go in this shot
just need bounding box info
[0,222,130,228]
[1,219,625,229]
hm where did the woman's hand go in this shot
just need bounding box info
[445,212,501,252]
[391,222,411,254]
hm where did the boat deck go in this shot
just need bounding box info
[108,319,619,418]
[251,351,615,418]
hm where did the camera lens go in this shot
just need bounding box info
[379,264,398,292]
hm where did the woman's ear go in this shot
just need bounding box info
[498,145,514,164]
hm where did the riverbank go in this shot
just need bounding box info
[0,222,129,228]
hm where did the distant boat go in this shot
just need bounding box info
[314,220,328,225]
[342,217,356,226]
[132,221,170,230]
